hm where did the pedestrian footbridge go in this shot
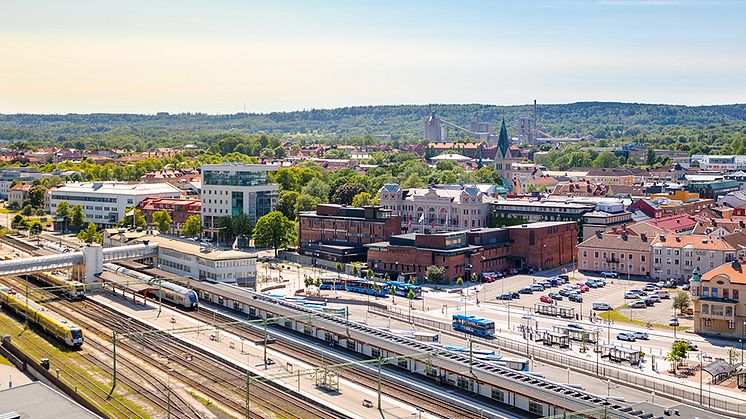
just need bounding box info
[0,243,158,282]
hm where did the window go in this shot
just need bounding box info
[371,347,381,358]
[704,318,712,327]
[582,250,588,258]
[728,320,735,329]
[491,389,505,402]
[702,304,709,314]
[347,340,356,351]
[529,400,544,416]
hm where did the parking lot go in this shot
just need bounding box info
[478,271,693,328]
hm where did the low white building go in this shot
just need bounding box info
[50,182,181,228]
[135,235,257,288]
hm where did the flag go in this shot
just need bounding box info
[418,213,424,223]
[232,237,239,250]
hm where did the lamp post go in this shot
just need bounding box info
[522,314,534,356]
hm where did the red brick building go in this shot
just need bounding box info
[137,197,201,227]
[366,221,577,282]
[298,204,402,262]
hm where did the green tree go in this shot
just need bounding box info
[351,192,376,207]
[55,201,70,232]
[181,215,201,238]
[70,204,87,228]
[152,210,172,233]
[524,183,538,193]
[216,215,235,244]
[294,194,320,219]
[117,207,146,229]
[425,265,445,284]
[372,281,380,299]
[407,289,416,312]
[664,340,690,371]
[28,185,46,209]
[28,221,42,236]
[301,178,330,203]
[278,190,300,220]
[77,222,102,244]
[21,205,33,216]
[645,148,656,166]
[332,183,366,206]
[592,151,621,168]
[11,214,27,230]
[389,283,396,303]
[253,211,295,257]
[456,277,464,287]
[673,291,691,315]
[352,265,359,277]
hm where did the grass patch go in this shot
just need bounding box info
[0,310,150,418]
[0,354,12,366]
[598,308,690,330]
[189,390,235,417]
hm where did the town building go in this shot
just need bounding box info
[629,197,714,219]
[650,234,740,282]
[573,168,637,186]
[133,235,257,287]
[690,154,746,171]
[690,261,746,339]
[0,168,47,199]
[7,183,33,208]
[297,204,402,263]
[201,163,279,240]
[577,232,651,277]
[581,202,634,240]
[137,197,201,230]
[686,180,741,200]
[49,182,182,228]
[379,184,495,233]
[366,221,576,281]
[494,119,516,189]
[491,199,594,224]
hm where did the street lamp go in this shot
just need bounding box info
[522,314,534,355]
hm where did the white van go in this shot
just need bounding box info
[593,302,612,311]
[653,290,670,299]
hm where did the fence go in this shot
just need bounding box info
[369,306,746,417]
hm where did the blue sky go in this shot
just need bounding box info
[0,0,744,114]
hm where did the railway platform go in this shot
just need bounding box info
[87,290,435,419]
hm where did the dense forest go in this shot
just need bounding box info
[1,102,746,154]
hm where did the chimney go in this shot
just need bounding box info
[596,231,602,238]
[640,233,647,241]
[659,235,666,242]
[675,236,681,242]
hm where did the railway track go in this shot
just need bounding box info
[0,274,342,419]
[189,307,484,419]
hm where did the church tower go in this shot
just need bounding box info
[495,118,514,190]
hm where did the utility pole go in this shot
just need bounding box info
[469,339,473,373]
[263,319,268,369]
[111,331,117,393]
[245,355,251,419]
[377,357,382,410]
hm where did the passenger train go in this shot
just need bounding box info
[102,263,198,309]
[0,286,84,347]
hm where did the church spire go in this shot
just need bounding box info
[498,118,510,158]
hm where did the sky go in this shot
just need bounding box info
[0,0,745,114]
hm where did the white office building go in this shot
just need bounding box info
[50,182,181,227]
[201,163,279,239]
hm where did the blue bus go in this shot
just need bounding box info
[452,314,495,337]
[345,279,389,297]
[387,281,422,299]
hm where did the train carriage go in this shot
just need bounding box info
[0,286,84,347]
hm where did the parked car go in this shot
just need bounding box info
[549,292,563,301]
[668,317,680,327]
[559,288,572,297]
[653,290,670,299]
[664,280,678,288]
[656,281,667,288]
[510,291,520,299]
[519,287,533,294]
[647,295,661,303]
[586,280,600,288]
[624,291,638,299]
[617,332,636,342]
[629,289,647,296]
[540,295,553,304]
[674,339,698,351]
[557,274,569,282]
[632,331,649,340]
[628,300,647,308]
[592,302,612,311]
[538,280,552,288]
[682,284,691,291]
[497,293,513,300]
[601,271,619,278]
[643,284,659,292]
[641,297,656,306]
[568,293,583,303]
[579,285,590,293]
[531,284,545,292]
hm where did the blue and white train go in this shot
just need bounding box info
[103,263,198,309]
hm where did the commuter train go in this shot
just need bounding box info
[452,314,496,337]
[30,272,86,300]
[3,255,85,299]
[0,286,84,347]
[102,263,198,309]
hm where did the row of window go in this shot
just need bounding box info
[582,250,646,262]
[582,260,646,273]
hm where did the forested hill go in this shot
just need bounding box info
[2,102,746,142]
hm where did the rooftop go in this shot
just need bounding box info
[135,235,257,261]
[650,233,737,251]
[0,382,99,418]
[701,259,746,285]
[53,182,181,196]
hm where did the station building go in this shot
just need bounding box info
[298,204,401,263]
[365,221,577,282]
